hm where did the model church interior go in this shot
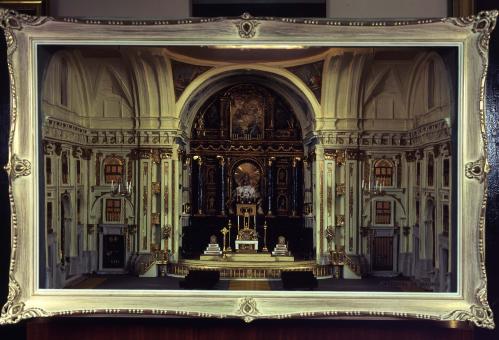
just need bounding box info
[39,45,456,291]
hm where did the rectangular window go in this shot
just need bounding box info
[427,155,434,187]
[416,200,420,225]
[416,162,421,186]
[443,204,449,236]
[46,158,52,185]
[375,201,391,225]
[443,158,450,187]
[76,160,81,184]
[61,152,69,184]
[47,202,53,233]
[106,199,121,222]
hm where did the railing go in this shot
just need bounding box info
[134,251,169,276]
[168,262,333,279]
[329,251,363,277]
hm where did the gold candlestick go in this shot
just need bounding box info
[221,226,229,253]
[226,220,232,252]
[262,220,268,252]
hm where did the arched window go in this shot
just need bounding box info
[374,159,393,187]
[104,156,124,184]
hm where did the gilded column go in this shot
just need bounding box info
[267,157,275,216]
[195,156,203,214]
[217,155,226,216]
[313,146,325,263]
[292,157,300,216]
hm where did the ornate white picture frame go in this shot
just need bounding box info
[0,9,496,328]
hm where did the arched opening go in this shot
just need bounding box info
[373,159,394,187]
[178,68,318,141]
[180,79,312,260]
[103,156,125,184]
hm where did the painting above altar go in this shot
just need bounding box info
[230,87,265,140]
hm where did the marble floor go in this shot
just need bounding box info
[68,274,428,292]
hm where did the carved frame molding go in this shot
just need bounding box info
[0,8,496,328]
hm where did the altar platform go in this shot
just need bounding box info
[199,253,294,262]
[168,259,333,280]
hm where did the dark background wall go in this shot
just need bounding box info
[0,1,497,339]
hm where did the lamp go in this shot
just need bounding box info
[110,179,133,198]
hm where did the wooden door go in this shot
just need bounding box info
[372,236,393,271]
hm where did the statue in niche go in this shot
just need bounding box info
[208,195,216,210]
[277,168,287,185]
[229,162,264,215]
[207,168,215,184]
[194,113,205,137]
[278,195,287,210]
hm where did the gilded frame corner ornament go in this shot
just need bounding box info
[0,8,497,328]
[0,275,50,325]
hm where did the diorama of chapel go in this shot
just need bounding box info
[39,45,455,291]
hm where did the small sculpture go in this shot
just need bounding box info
[272,235,289,256]
[204,234,222,255]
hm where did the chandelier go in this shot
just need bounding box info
[362,178,385,196]
[111,180,133,198]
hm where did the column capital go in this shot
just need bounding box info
[216,155,225,165]
[268,156,276,166]
[193,155,202,165]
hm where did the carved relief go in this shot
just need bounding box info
[6,155,31,180]
[237,297,260,323]
[236,13,259,39]
[465,157,487,183]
